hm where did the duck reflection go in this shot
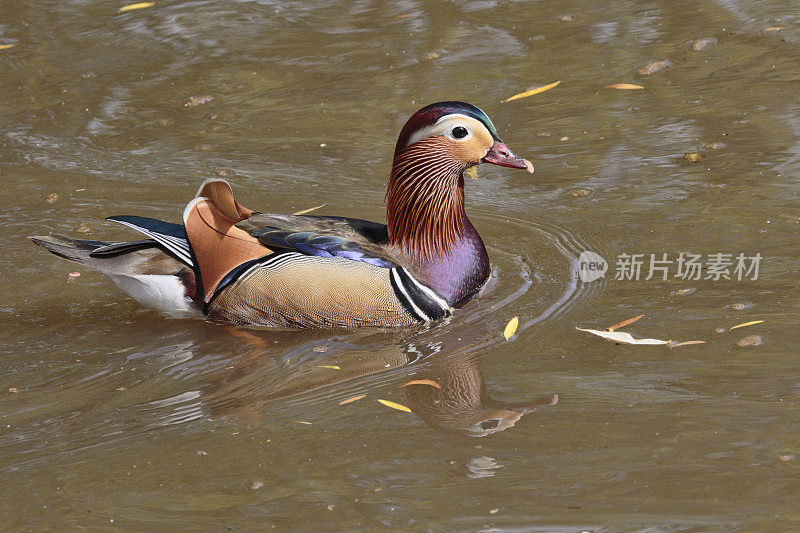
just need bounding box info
[400,352,557,437]
[197,327,557,437]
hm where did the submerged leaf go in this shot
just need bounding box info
[294,420,312,425]
[318,365,340,370]
[502,80,561,103]
[671,287,696,296]
[576,327,669,345]
[292,204,326,216]
[401,379,442,389]
[377,399,412,412]
[0,44,15,50]
[607,314,645,331]
[503,316,519,340]
[603,83,644,90]
[184,95,214,107]
[118,2,154,13]
[730,320,764,331]
[339,394,366,405]
[638,60,673,75]
[736,335,763,347]
[465,167,478,179]
[691,37,717,51]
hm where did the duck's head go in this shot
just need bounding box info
[387,102,532,260]
[393,101,533,172]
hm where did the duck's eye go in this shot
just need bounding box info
[451,126,469,139]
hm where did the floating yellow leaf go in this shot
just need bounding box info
[118,2,154,13]
[294,420,312,425]
[377,399,411,412]
[318,365,340,370]
[763,26,784,32]
[522,159,534,173]
[465,167,478,179]
[502,80,561,103]
[577,327,669,345]
[292,204,326,215]
[401,379,442,389]
[603,83,644,90]
[503,316,519,340]
[606,314,645,332]
[669,340,707,347]
[730,320,764,331]
[339,394,366,405]
[0,44,15,50]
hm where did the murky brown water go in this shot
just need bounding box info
[2,0,800,530]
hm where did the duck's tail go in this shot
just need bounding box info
[30,234,151,268]
[29,234,201,319]
[29,178,264,318]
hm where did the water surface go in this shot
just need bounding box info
[2,0,799,530]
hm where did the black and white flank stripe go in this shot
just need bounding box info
[389,267,451,322]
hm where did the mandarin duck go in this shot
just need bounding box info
[31,102,533,328]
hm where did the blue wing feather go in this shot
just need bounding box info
[253,227,394,268]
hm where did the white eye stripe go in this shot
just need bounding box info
[435,112,496,137]
[433,113,474,125]
[405,115,488,147]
